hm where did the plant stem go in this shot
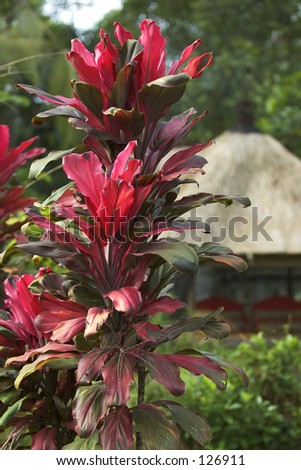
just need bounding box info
[136,366,146,450]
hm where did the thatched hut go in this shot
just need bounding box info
[173,130,301,333]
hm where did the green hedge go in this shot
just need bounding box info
[146,334,301,449]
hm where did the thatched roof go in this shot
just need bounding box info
[175,130,301,256]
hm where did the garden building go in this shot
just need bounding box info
[175,129,301,335]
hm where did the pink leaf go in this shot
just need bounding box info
[104,286,142,314]
[114,22,134,46]
[138,19,166,84]
[31,427,57,450]
[181,52,213,78]
[100,406,134,450]
[110,141,138,180]
[0,124,9,156]
[4,274,41,339]
[6,342,77,367]
[133,322,161,340]
[168,39,202,74]
[63,151,104,215]
[67,39,101,89]
[137,296,184,317]
[84,308,111,338]
[36,296,87,343]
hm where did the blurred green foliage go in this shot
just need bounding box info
[94,0,301,155]
[146,334,301,449]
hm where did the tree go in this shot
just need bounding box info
[92,0,301,154]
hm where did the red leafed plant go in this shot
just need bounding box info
[0,124,45,247]
[0,20,250,450]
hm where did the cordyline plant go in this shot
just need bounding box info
[0,124,45,249]
[0,20,250,450]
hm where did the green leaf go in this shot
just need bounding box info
[72,382,108,437]
[0,368,17,379]
[73,82,103,120]
[200,351,249,386]
[32,106,86,125]
[201,319,231,339]
[197,243,248,272]
[0,395,30,427]
[41,182,74,207]
[117,39,143,70]
[17,83,65,103]
[0,388,19,405]
[46,357,79,370]
[63,432,101,450]
[104,107,144,138]
[153,308,225,344]
[110,63,135,108]
[172,193,251,211]
[139,73,191,122]
[0,378,15,392]
[132,404,180,449]
[29,148,74,179]
[14,353,78,389]
[17,241,76,259]
[68,283,104,308]
[132,239,199,273]
[155,401,212,446]
[0,241,18,265]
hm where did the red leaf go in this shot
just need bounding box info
[67,39,101,89]
[6,342,77,367]
[161,142,211,179]
[164,353,227,389]
[0,124,9,156]
[114,22,134,46]
[104,286,142,314]
[168,39,202,74]
[144,352,185,396]
[137,296,184,317]
[138,19,166,84]
[181,52,213,78]
[63,151,105,215]
[102,353,136,405]
[31,427,57,450]
[110,141,137,180]
[133,322,161,340]
[76,350,110,384]
[36,297,87,343]
[100,406,134,450]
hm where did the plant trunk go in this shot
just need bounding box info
[136,366,146,450]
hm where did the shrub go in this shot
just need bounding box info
[0,20,250,450]
[146,334,301,449]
